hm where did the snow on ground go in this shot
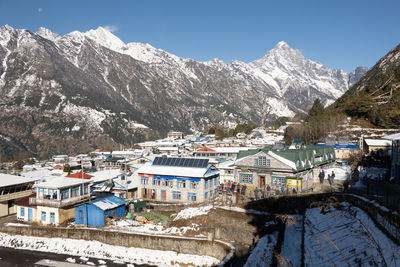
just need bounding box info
[304,203,400,267]
[217,206,271,215]
[108,219,201,236]
[0,232,219,266]
[280,215,303,267]
[172,205,213,221]
[359,167,388,182]
[323,166,351,180]
[244,231,278,267]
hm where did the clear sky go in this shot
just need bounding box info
[0,0,399,72]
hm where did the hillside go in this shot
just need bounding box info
[332,43,400,128]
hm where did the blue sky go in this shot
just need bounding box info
[0,0,399,72]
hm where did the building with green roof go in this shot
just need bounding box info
[234,145,335,191]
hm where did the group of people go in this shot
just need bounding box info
[219,182,247,195]
[319,169,336,185]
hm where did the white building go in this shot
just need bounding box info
[136,157,219,203]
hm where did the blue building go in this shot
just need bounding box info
[75,195,127,227]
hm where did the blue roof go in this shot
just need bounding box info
[88,195,127,211]
[317,143,360,150]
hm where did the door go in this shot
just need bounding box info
[28,208,33,222]
[161,190,166,201]
[259,176,265,188]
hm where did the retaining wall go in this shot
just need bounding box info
[0,225,231,262]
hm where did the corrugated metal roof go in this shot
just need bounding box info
[90,195,127,211]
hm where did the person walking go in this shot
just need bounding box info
[331,171,335,185]
[327,174,332,185]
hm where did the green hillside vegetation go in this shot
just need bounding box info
[283,98,346,145]
[331,44,400,128]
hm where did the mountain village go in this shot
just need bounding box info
[0,16,400,267]
[0,117,400,265]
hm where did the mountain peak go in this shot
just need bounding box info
[36,27,59,42]
[85,26,125,50]
[276,41,290,48]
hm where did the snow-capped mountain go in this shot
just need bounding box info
[0,25,367,158]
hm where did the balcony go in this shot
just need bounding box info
[29,195,90,208]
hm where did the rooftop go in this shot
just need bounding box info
[0,174,39,188]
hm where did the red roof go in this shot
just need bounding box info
[54,164,63,169]
[15,193,36,207]
[66,172,93,179]
[196,147,216,152]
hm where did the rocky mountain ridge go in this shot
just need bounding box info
[0,25,367,158]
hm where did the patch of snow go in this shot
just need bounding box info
[65,257,75,263]
[173,205,213,221]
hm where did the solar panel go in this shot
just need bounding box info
[152,157,209,168]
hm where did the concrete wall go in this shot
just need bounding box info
[0,202,9,217]
[0,226,231,262]
[59,207,75,224]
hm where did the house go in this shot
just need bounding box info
[23,176,91,225]
[112,151,139,160]
[217,159,235,183]
[0,174,38,217]
[104,156,124,169]
[386,134,400,184]
[317,143,361,164]
[91,173,138,199]
[75,195,127,227]
[234,145,336,191]
[52,154,68,163]
[363,139,392,155]
[167,131,184,139]
[136,157,219,203]
[193,146,256,158]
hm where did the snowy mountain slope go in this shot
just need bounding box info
[0,25,367,158]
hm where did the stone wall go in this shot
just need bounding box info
[0,225,231,261]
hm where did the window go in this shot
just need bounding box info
[153,178,163,186]
[38,188,45,197]
[210,190,213,198]
[210,178,213,187]
[190,181,199,189]
[240,173,253,184]
[141,177,149,185]
[188,193,197,202]
[172,191,181,200]
[61,189,69,200]
[48,189,57,199]
[83,184,88,194]
[177,180,187,189]
[254,156,270,167]
[41,211,46,222]
[215,177,219,186]
[205,180,209,189]
[272,176,286,187]
[50,212,55,223]
[205,192,209,199]
[165,179,173,188]
[79,210,83,220]
[71,187,79,198]
[20,207,25,217]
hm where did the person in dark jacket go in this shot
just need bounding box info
[319,169,325,184]
[331,171,335,185]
